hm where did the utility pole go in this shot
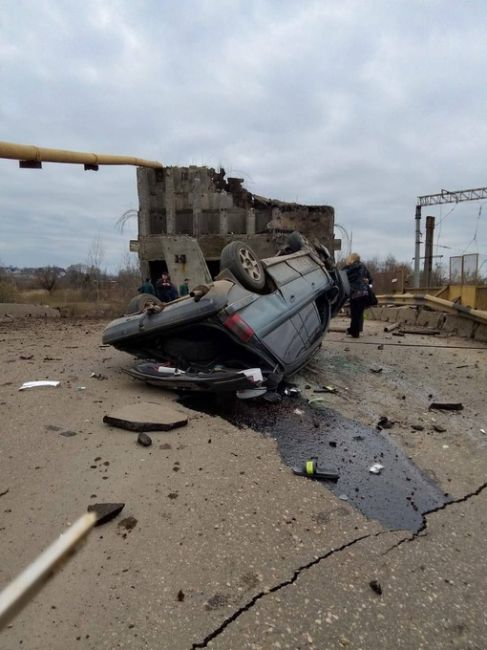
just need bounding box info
[423,216,435,288]
[414,185,487,288]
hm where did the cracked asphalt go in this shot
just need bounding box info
[0,316,486,649]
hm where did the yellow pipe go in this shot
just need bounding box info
[0,140,162,169]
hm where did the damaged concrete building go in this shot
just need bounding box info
[134,166,340,287]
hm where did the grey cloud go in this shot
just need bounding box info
[1,0,486,271]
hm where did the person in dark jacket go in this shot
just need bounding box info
[156,272,179,302]
[343,253,373,338]
[137,278,155,295]
[179,278,190,297]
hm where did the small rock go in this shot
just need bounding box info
[411,424,424,431]
[369,579,382,595]
[118,516,138,531]
[377,344,384,350]
[369,367,383,373]
[177,590,185,602]
[137,432,152,447]
[432,424,446,433]
[60,430,78,437]
[377,416,394,430]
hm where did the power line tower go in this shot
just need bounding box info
[414,186,487,288]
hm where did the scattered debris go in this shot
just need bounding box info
[369,367,383,374]
[293,459,339,481]
[284,387,301,397]
[369,579,383,595]
[308,397,328,410]
[429,402,464,411]
[19,354,34,360]
[377,416,394,429]
[338,494,349,501]
[76,386,86,391]
[384,323,399,332]
[401,327,440,335]
[293,408,304,416]
[432,424,447,433]
[0,488,9,498]
[59,430,77,437]
[19,380,60,391]
[313,385,338,394]
[369,463,384,475]
[177,590,185,602]
[377,344,384,350]
[90,372,108,381]
[87,503,125,526]
[103,402,188,432]
[480,428,486,435]
[137,432,152,447]
[392,331,405,337]
[118,516,138,531]
[411,424,425,431]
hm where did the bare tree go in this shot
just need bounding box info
[35,266,64,293]
[86,235,105,279]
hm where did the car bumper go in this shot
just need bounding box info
[123,362,265,393]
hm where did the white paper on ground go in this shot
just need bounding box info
[19,381,60,391]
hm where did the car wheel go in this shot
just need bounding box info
[286,231,305,252]
[220,241,266,291]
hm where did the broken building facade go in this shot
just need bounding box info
[134,166,340,287]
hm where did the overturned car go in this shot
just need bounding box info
[102,235,349,396]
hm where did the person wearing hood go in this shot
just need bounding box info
[343,253,373,338]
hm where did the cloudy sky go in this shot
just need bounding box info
[1,0,486,274]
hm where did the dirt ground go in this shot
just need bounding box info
[0,315,486,649]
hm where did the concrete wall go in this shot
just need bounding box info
[368,306,487,343]
[136,166,338,268]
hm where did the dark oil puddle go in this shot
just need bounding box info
[180,393,451,532]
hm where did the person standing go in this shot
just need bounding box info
[156,272,179,302]
[137,277,155,295]
[179,278,190,297]
[343,253,373,338]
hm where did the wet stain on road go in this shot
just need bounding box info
[181,394,450,532]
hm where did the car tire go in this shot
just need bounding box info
[220,241,266,291]
[286,231,305,252]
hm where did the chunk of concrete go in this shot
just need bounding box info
[87,502,125,526]
[103,402,188,432]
